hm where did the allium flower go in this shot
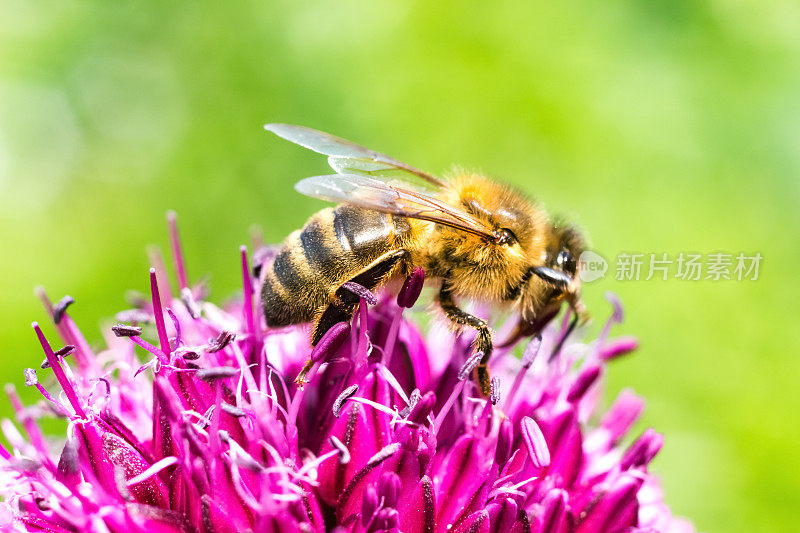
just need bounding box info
[0,215,693,533]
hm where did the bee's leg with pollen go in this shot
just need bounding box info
[437,283,493,397]
[297,250,409,386]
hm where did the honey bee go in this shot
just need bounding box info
[261,124,587,395]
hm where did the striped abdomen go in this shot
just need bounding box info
[261,205,411,328]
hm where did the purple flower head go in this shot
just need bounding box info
[0,215,694,533]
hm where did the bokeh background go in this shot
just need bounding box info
[1,1,799,530]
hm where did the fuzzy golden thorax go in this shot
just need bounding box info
[418,173,550,304]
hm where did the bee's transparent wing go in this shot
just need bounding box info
[295,174,496,240]
[265,123,445,192]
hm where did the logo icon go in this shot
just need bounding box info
[578,250,608,283]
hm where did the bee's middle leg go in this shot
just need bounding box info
[437,283,493,397]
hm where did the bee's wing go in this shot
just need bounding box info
[265,123,445,192]
[295,174,496,240]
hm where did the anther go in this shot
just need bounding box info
[206,331,235,353]
[196,367,238,381]
[457,352,483,381]
[24,369,38,387]
[490,377,501,405]
[332,385,359,418]
[52,296,75,325]
[111,324,142,338]
[341,281,378,305]
[41,345,76,369]
[180,288,201,320]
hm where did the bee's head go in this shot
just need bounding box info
[532,221,586,313]
[544,222,584,278]
[502,221,588,347]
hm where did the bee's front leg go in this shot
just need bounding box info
[437,282,493,397]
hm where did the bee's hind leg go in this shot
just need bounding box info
[437,282,493,397]
[294,300,356,386]
[296,250,409,386]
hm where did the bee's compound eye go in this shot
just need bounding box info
[557,249,576,275]
[494,228,517,245]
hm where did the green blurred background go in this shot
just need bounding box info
[1,1,798,530]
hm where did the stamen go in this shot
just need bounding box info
[23,368,66,415]
[367,442,401,468]
[332,385,359,418]
[112,324,142,338]
[220,403,246,418]
[41,345,76,369]
[24,368,38,387]
[490,377,501,405]
[166,211,189,290]
[197,367,239,382]
[597,292,625,347]
[504,336,541,412]
[328,436,350,465]
[354,299,370,366]
[341,281,378,306]
[607,291,624,323]
[206,331,235,353]
[349,396,400,418]
[32,323,86,419]
[52,296,75,325]
[521,416,550,468]
[457,351,483,381]
[116,309,152,324]
[180,288,201,320]
[521,335,542,369]
[434,381,465,432]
